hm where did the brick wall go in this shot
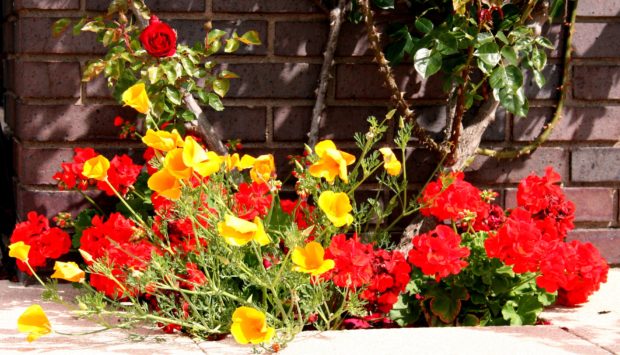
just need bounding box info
[2,0,619,264]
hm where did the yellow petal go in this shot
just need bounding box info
[163,148,193,180]
[379,147,402,176]
[250,154,275,183]
[51,261,85,283]
[314,140,337,157]
[318,191,353,227]
[142,129,180,152]
[194,152,222,177]
[148,168,181,200]
[238,155,256,170]
[82,155,110,181]
[182,136,208,168]
[252,217,270,246]
[217,215,256,246]
[121,82,150,114]
[17,304,51,342]
[8,241,30,262]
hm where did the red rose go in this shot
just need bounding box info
[139,15,177,58]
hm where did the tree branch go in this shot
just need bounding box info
[359,0,444,155]
[129,1,227,155]
[477,0,577,159]
[308,0,347,148]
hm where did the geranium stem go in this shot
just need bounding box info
[77,189,104,214]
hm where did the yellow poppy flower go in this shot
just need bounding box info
[292,241,335,276]
[379,147,402,176]
[318,191,354,227]
[224,153,255,172]
[8,241,30,262]
[148,168,182,200]
[217,215,270,246]
[121,82,150,114]
[163,148,192,180]
[17,304,51,342]
[51,261,85,283]
[142,129,183,152]
[230,306,275,345]
[308,140,356,183]
[194,151,223,177]
[82,155,110,181]
[249,154,275,183]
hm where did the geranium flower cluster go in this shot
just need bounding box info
[9,212,71,275]
[52,147,142,197]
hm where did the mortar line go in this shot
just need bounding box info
[558,327,616,354]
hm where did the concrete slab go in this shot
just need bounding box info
[0,269,617,354]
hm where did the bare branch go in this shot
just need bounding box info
[308,0,347,148]
[359,0,444,155]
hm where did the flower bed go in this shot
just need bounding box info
[6,1,610,351]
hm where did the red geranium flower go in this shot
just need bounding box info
[9,211,71,274]
[323,234,374,288]
[179,263,208,290]
[419,172,489,225]
[408,225,470,281]
[96,154,142,196]
[233,182,272,220]
[52,147,98,190]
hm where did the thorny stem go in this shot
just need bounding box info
[477,0,578,159]
[359,0,444,155]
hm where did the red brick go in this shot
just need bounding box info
[209,107,267,142]
[335,22,375,57]
[505,188,616,223]
[14,18,105,54]
[3,19,15,54]
[86,0,205,12]
[577,0,620,17]
[572,148,620,182]
[567,229,620,265]
[404,148,444,183]
[513,106,620,142]
[171,19,268,56]
[222,63,320,99]
[573,23,620,58]
[14,0,79,10]
[573,66,620,100]
[273,106,386,142]
[15,186,110,220]
[213,0,319,13]
[465,147,568,184]
[336,64,445,100]
[13,104,137,142]
[275,21,328,57]
[13,61,81,98]
[14,145,140,185]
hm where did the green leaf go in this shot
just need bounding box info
[224,38,240,53]
[501,46,519,66]
[437,32,458,55]
[531,47,547,71]
[165,87,182,106]
[475,42,501,67]
[414,48,442,79]
[372,0,395,9]
[499,87,528,117]
[476,32,496,46]
[82,60,106,82]
[181,57,196,76]
[213,79,230,97]
[415,18,434,34]
[196,89,209,104]
[219,70,239,79]
[81,20,104,33]
[495,32,509,45]
[549,0,565,19]
[533,70,546,88]
[461,314,480,326]
[207,93,224,111]
[535,37,554,50]
[181,110,195,122]
[207,29,227,45]
[52,18,71,37]
[237,31,262,45]
[490,65,523,90]
[72,18,87,36]
[427,286,469,324]
[147,66,161,84]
